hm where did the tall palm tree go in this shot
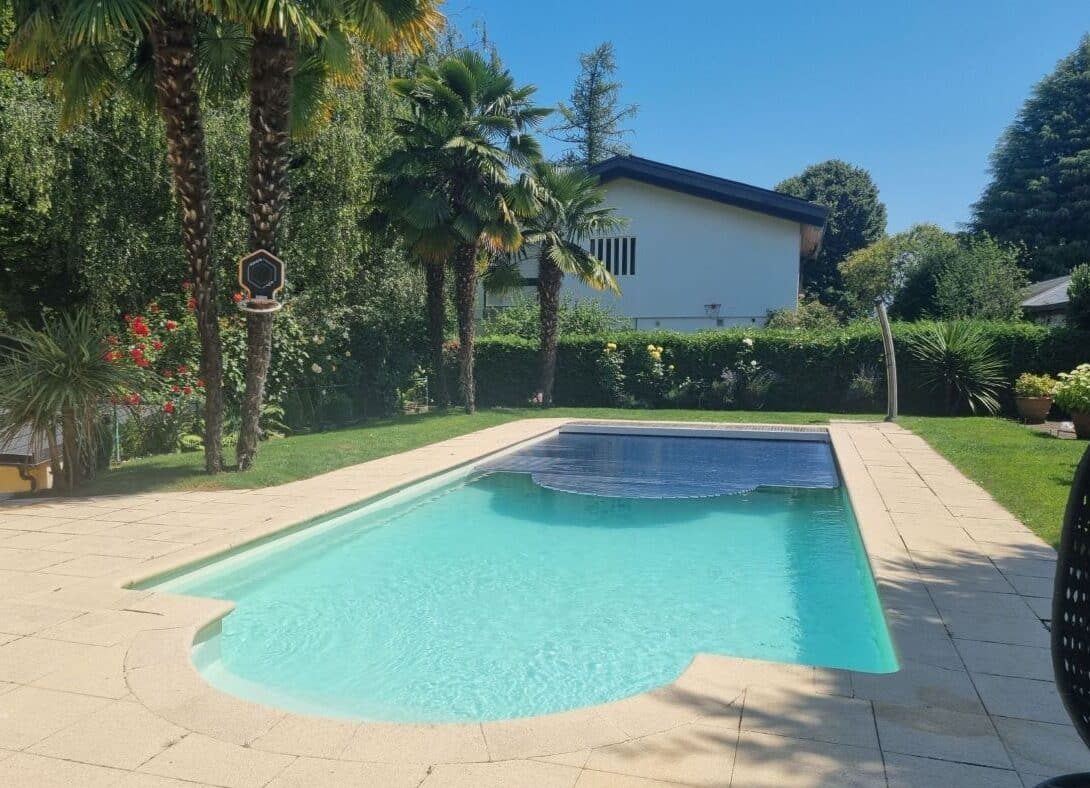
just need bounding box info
[384,50,549,412]
[7,0,232,473]
[212,0,442,469]
[524,162,621,405]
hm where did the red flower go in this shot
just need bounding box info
[163,401,175,414]
[163,369,173,379]
[177,365,188,374]
[165,320,178,332]
[186,297,197,311]
[182,280,193,291]
[125,393,141,406]
[130,319,150,337]
[171,384,180,393]
[182,385,193,396]
[106,335,118,346]
[232,292,244,303]
[135,358,150,368]
[102,350,121,363]
[151,339,163,351]
[196,378,205,389]
[130,347,144,360]
[149,303,160,314]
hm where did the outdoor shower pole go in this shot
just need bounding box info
[875,298,898,422]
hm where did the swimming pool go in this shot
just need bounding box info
[149,426,897,722]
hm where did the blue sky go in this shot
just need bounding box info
[448,1,1088,233]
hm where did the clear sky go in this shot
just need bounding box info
[447,0,1089,233]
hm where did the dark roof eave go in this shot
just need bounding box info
[588,155,829,228]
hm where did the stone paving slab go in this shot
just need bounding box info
[0,418,1084,786]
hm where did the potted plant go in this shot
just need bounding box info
[1056,364,1090,439]
[1013,372,1057,424]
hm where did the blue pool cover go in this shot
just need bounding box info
[478,431,839,498]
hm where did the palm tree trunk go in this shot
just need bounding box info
[425,261,449,407]
[537,253,563,406]
[61,408,78,489]
[149,17,224,474]
[237,29,294,471]
[453,244,478,413]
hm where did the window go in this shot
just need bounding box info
[590,237,637,276]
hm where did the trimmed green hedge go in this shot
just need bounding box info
[457,321,1090,414]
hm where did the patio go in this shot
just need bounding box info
[0,419,1083,787]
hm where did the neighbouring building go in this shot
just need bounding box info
[1021,275,1071,325]
[484,155,828,331]
[0,425,55,494]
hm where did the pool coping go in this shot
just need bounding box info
[111,418,908,762]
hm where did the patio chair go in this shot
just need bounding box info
[1040,443,1090,788]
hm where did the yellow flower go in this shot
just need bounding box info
[656,346,663,353]
[667,364,675,371]
[606,342,617,350]
[646,344,655,352]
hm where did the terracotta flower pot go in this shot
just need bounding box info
[1073,411,1090,440]
[1016,396,1053,424]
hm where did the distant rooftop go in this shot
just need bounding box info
[0,423,57,465]
[1021,275,1071,312]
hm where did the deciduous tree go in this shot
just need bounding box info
[775,160,887,306]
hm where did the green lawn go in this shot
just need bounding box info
[74,408,1087,549]
[900,416,1085,547]
[80,408,870,496]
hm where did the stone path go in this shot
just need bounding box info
[0,419,1083,787]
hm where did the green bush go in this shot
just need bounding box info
[480,295,628,339]
[905,322,1005,415]
[459,321,1090,415]
[1070,264,1090,330]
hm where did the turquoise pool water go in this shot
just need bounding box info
[153,432,897,722]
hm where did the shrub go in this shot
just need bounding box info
[480,295,627,339]
[463,321,1088,414]
[846,364,882,408]
[1070,264,1090,330]
[765,298,841,330]
[1056,364,1090,413]
[1013,373,1056,398]
[905,322,1006,415]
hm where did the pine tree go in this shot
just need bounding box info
[552,42,637,166]
[974,35,1090,280]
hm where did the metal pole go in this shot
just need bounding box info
[875,298,898,422]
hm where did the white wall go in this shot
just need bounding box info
[488,178,804,331]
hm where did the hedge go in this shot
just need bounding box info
[453,321,1090,414]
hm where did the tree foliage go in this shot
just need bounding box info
[1069,263,1090,329]
[839,224,956,316]
[775,160,887,305]
[974,35,1090,280]
[552,42,637,167]
[840,225,1026,322]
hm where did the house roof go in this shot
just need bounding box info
[0,422,57,465]
[588,155,830,229]
[1021,275,1071,312]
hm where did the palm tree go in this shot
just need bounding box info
[384,50,550,412]
[213,1,442,469]
[7,1,232,474]
[0,309,142,490]
[524,163,621,405]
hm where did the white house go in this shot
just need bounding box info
[486,155,828,330]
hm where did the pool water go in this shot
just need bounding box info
[153,432,897,722]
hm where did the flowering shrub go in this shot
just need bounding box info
[1013,372,1056,398]
[719,335,779,409]
[1055,364,1090,413]
[595,341,628,406]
